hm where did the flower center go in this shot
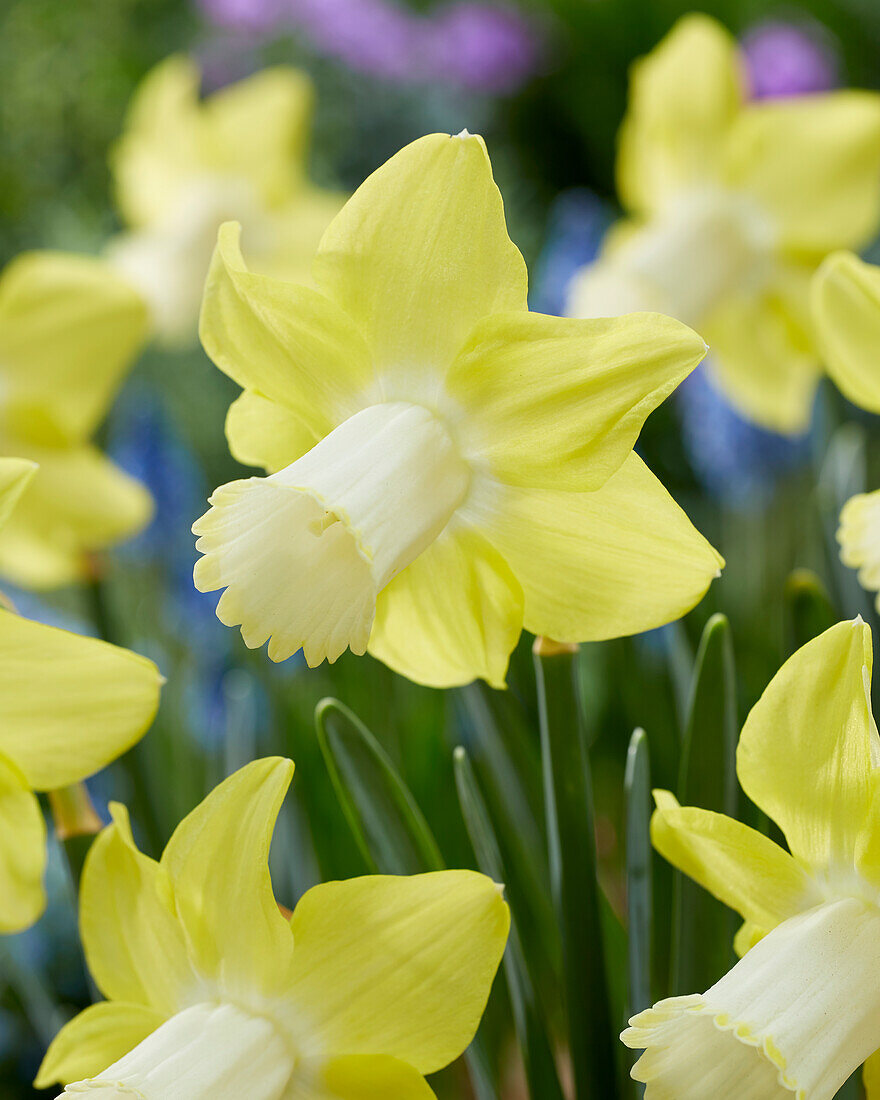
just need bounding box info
[570,187,775,326]
[193,401,471,665]
[59,1001,295,1098]
[624,896,880,1100]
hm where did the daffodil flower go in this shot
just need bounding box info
[38,756,510,1099]
[107,56,345,345]
[623,619,880,1099]
[812,251,880,608]
[0,251,152,588]
[193,131,723,688]
[567,14,880,434]
[0,458,162,932]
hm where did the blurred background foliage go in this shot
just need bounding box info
[2,0,880,1096]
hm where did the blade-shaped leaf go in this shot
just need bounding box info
[671,614,737,995]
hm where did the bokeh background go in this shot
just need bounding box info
[3,0,880,1095]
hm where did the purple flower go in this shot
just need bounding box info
[427,2,544,95]
[196,0,288,33]
[741,20,838,99]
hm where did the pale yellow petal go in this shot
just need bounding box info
[203,67,314,206]
[0,443,153,589]
[312,132,527,372]
[0,750,46,934]
[702,266,820,434]
[261,189,348,287]
[728,92,880,254]
[838,491,880,603]
[737,618,878,875]
[465,452,722,642]
[34,1002,164,1089]
[367,523,524,689]
[200,222,374,438]
[0,251,149,442]
[0,607,161,790]
[80,804,194,1012]
[292,1055,436,1099]
[225,390,319,473]
[617,14,744,215]
[288,871,509,1075]
[813,251,880,413]
[0,458,36,530]
[111,55,204,228]
[446,310,706,491]
[652,791,819,932]
[733,921,766,958]
[160,757,296,999]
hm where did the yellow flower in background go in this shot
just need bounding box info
[813,251,880,609]
[38,757,509,1098]
[107,56,345,345]
[567,13,880,435]
[623,620,880,1099]
[193,132,723,689]
[0,251,152,589]
[0,458,162,933]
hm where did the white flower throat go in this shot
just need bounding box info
[572,186,776,325]
[194,401,472,665]
[625,896,880,1100]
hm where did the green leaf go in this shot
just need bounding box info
[315,697,444,875]
[315,698,496,1100]
[534,641,619,1100]
[671,614,738,996]
[624,728,652,1018]
[784,569,837,656]
[454,746,565,1100]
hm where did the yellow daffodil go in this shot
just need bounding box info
[107,56,345,345]
[623,619,880,1098]
[0,457,161,933]
[812,251,880,609]
[193,131,723,688]
[567,14,880,434]
[38,756,510,1098]
[0,251,152,588]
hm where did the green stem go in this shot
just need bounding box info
[534,639,618,1100]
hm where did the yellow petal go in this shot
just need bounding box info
[0,444,153,589]
[813,251,880,413]
[263,188,348,286]
[288,871,509,1074]
[728,92,880,254]
[225,389,319,473]
[0,251,149,442]
[702,263,820,434]
[446,310,706,491]
[312,132,527,371]
[367,524,524,689]
[80,803,193,1012]
[617,14,744,215]
[202,67,314,207]
[838,491,880,609]
[465,451,722,642]
[200,222,374,438]
[0,457,36,530]
[0,607,161,790]
[111,55,204,228]
[34,1001,164,1089]
[733,921,766,958]
[737,618,878,875]
[865,1049,880,1099]
[652,790,819,932]
[0,750,46,934]
[308,1055,436,1099]
[160,757,296,999]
